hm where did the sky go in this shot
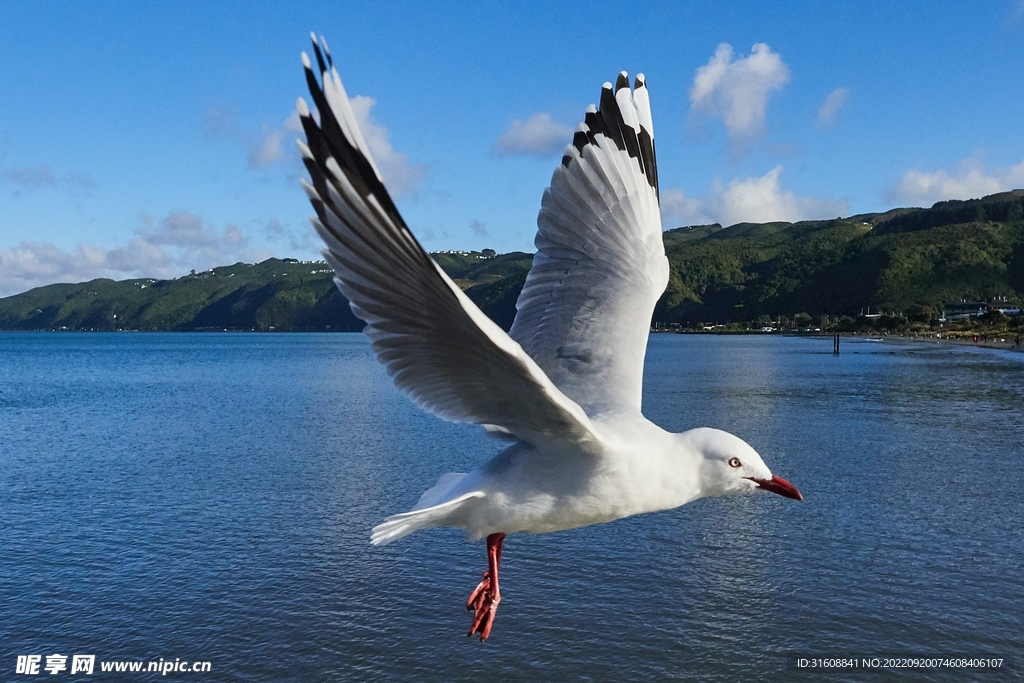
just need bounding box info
[1,0,1023,296]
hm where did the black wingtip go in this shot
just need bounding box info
[310,34,329,77]
[572,127,589,154]
[561,73,657,195]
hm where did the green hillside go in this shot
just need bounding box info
[1,191,1022,331]
[0,252,532,332]
[656,190,1024,325]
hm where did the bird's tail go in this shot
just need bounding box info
[370,486,484,546]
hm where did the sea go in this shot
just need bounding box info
[1,332,1021,681]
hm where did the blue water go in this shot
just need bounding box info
[1,333,1021,681]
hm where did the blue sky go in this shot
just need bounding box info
[1,0,1023,296]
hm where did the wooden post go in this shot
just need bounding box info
[834,332,840,356]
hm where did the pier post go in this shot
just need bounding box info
[834,333,840,356]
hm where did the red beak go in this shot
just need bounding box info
[747,475,803,500]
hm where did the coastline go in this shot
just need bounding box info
[815,332,1024,354]
[4,328,1022,359]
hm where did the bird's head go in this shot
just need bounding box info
[683,427,802,501]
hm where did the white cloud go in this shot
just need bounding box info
[0,242,110,296]
[492,112,574,157]
[0,211,270,297]
[263,217,318,253]
[660,189,707,225]
[716,166,847,225]
[661,165,848,227]
[348,95,425,197]
[1,163,95,194]
[212,95,424,196]
[248,111,303,168]
[689,43,790,146]
[888,157,1024,205]
[817,87,850,126]
[3,164,57,187]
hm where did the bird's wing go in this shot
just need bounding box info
[296,35,600,449]
[509,73,668,415]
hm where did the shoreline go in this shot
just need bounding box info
[3,328,1022,354]
[660,328,1024,354]
[802,332,1024,354]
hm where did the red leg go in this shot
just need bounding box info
[466,533,505,641]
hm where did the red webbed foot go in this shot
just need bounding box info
[465,533,505,641]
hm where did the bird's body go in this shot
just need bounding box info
[296,34,801,640]
[376,421,760,543]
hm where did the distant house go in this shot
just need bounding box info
[859,307,883,319]
[941,300,1022,320]
[942,302,988,320]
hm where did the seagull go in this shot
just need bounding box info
[295,34,802,642]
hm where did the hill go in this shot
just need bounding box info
[0,251,532,332]
[655,190,1024,326]
[1,191,1022,331]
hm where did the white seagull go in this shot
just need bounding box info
[296,34,802,641]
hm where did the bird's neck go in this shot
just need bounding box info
[597,419,706,515]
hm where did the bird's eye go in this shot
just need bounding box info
[728,457,742,468]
